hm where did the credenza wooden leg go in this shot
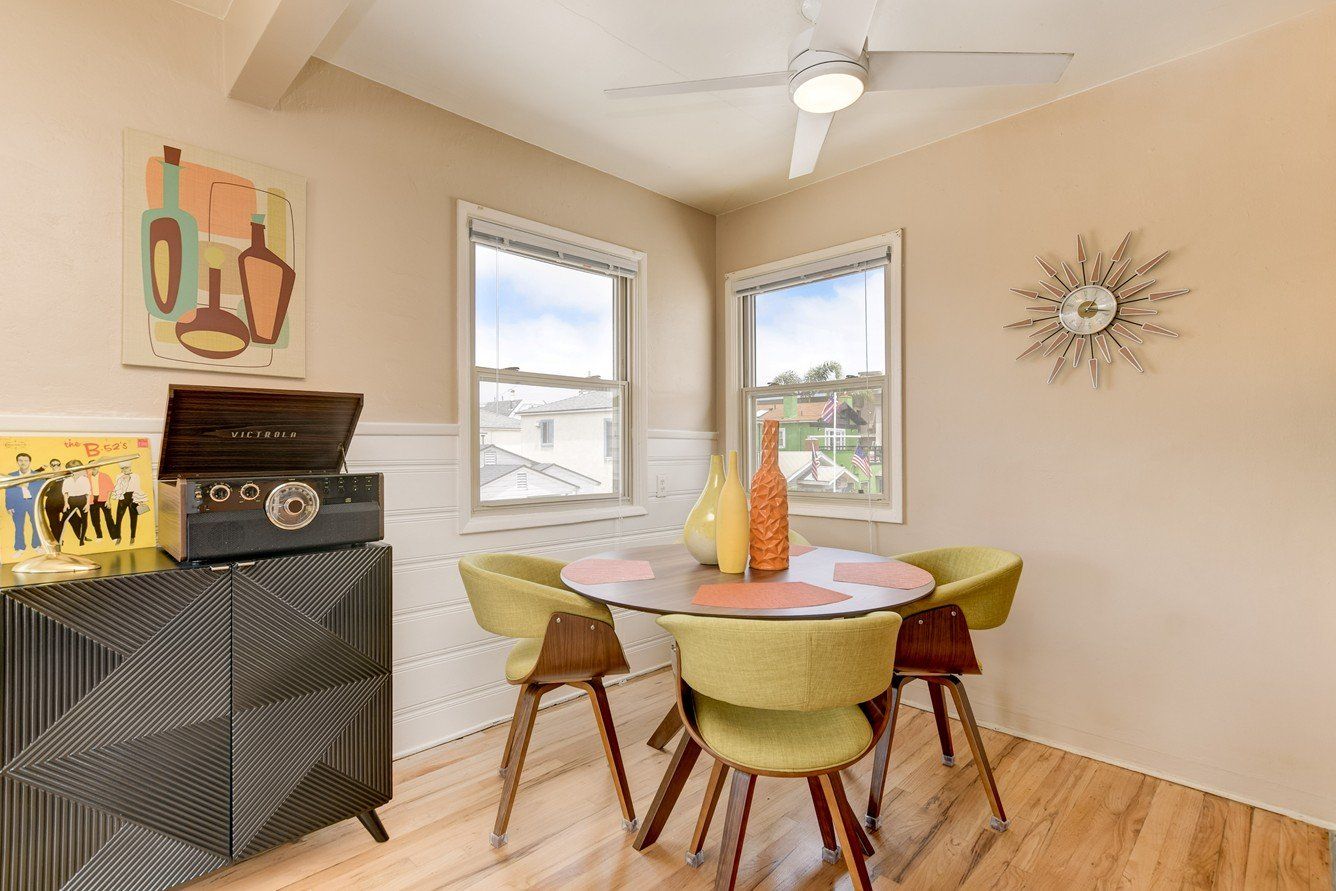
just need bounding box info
[357,809,389,843]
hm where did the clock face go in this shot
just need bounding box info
[1058,285,1117,335]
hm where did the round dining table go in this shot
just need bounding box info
[561,541,934,857]
[560,542,935,620]
[560,542,935,749]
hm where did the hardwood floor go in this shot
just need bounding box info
[189,670,1331,890]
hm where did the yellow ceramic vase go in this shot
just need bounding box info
[683,454,724,565]
[716,450,750,574]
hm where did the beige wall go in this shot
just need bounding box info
[0,0,715,430]
[718,9,1336,827]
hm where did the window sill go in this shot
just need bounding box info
[788,500,903,524]
[458,501,648,535]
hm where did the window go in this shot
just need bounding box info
[460,204,647,530]
[727,233,903,521]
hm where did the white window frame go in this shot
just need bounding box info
[537,418,554,449]
[823,427,847,450]
[456,201,649,534]
[724,230,905,523]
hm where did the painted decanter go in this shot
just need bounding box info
[141,145,199,321]
[238,213,296,345]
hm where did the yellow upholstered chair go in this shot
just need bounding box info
[788,529,812,546]
[864,546,1023,834]
[638,612,902,891]
[459,553,636,847]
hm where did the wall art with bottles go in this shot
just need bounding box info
[121,129,306,377]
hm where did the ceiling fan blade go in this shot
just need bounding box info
[789,110,834,179]
[810,0,881,57]
[865,51,1073,91]
[605,71,788,100]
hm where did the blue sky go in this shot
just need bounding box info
[753,268,885,385]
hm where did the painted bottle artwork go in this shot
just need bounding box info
[176,247,252,359]
[716,450,750,574]
[748,420,790,571]
[683,454,724,565]
[238,213,296,344]
[140,145,199,322]
[124,129,306,377]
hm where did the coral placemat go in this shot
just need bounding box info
[789,544,816,557]
[563,559,655,585]
[692,581,851,609]
[833,561,934,589]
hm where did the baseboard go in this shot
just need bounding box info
[393,656,672,760]
[898,689,1336,832]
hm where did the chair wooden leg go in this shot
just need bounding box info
[573,679,637,831]
[686,759,729,867]
[808,776,841,864]
[647,704,683,750]
[491,682,551,847]
[928,681,956,766]
[818,771,873,891]
[942,675,1009,831]
[864,674,905,830]
[633,730,701,851]
[714,771,756,891]
[498,686,527,777]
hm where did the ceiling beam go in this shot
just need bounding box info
[224,0,352,108]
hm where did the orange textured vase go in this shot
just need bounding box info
[748,419,790,570]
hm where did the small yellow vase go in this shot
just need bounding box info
[716,450,750,574]
[683,454,724,565]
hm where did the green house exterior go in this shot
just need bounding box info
[759,393,883,494]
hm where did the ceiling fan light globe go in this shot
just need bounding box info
[790,62,865,113]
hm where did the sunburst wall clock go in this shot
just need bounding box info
[1006,233,1190,388]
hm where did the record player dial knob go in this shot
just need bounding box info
[265,482,320,531]
[239,483,261,501]
[208,483,232,503]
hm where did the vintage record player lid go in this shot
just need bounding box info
[159,385,365,477]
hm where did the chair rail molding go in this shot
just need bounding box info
[0,412,717,757]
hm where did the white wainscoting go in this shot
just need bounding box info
[0,414,716,759]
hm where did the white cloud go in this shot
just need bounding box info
[754,269,885,384]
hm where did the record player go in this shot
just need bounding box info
[156,385,384,563]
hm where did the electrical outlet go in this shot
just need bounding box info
[655,473,668,498]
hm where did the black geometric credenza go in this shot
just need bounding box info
[0,544,392,891]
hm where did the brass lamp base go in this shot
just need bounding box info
[12,551,99,574]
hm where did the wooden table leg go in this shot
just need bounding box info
[357,809,389,843]
[633,731,702,851]
[647,704,683,750]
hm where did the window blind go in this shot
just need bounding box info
[733,246,890,297]
[470,219,639,278]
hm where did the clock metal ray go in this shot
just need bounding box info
[1007,232,1190,389]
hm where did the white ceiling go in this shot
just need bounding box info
[179,0,1333,214]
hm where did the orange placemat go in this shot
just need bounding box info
[789,544,816,557]
[692,581,851,609]
[563,558,655,585]
[832,561,934,589]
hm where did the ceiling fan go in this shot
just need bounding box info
[605,0,1073,179]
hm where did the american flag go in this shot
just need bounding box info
[808,437,821,478]
[852,444,872,477]
[821,393,838,425]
